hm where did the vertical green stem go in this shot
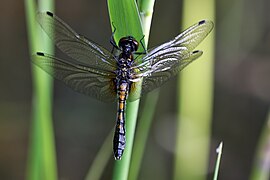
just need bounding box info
[113,101,140,180]
[128,90,159,180]
[128,1,156,179]
[174,0,215,179]
[137,0,155,44]
[108,0,147,179]
[25,0,57,180]
[87,1,155,179]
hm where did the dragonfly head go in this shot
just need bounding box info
[118,36,139,53]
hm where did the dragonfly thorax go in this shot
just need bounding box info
[116,58,132,80]
[116,36,135,81]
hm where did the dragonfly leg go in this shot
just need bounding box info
[134,35,147,55]
[110,22,119,54]
[140,35,147,53]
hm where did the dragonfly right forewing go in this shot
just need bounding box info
[37,11,117,73]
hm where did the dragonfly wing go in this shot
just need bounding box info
[32,52,117,102]
[128,51,202,101]
[37,11,116,72]
[138,20,213,65]
[129,20,213,99]
[143,50,202,93]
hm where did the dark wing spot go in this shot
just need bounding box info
[192,50,203,55]
[46,11,54,17]
[198,20,206,25]
[36,52,45,56]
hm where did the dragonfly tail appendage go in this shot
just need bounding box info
[113,82,129,160]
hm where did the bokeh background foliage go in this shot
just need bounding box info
[0,0,270,179]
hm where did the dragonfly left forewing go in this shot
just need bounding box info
[172,20,214,50]
[129,50,203,98]
[32,52,117,102]
[133,20,213,68]
[142,50,203,92]
[129,20,213,97]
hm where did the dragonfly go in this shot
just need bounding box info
[32,11,214,160]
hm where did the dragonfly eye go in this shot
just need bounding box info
[119,36,139,52]
[132,40,139,51]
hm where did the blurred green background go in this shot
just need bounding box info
[1,0,270,179]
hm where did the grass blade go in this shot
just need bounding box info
[128,1,156,179]
[24,0,57,179]
[128,91,159,180]
[174,0,215,179]
[213,142,223,180]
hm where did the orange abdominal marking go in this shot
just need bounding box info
[119,102,124,109]
[119,94,125,101]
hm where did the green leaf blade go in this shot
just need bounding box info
[108,0,145,51]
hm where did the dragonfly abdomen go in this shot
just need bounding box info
[113,81,129,160]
